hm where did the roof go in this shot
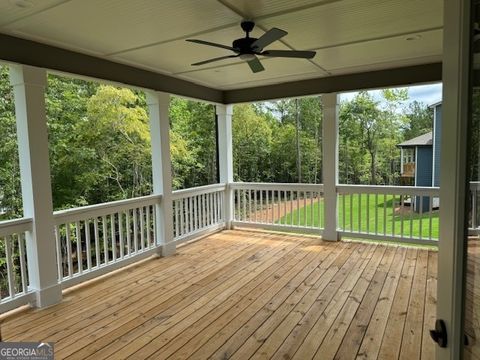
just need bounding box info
[398,131,432,147]
[429,100,442,108]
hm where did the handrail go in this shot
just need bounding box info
[337,184,440,196]
[53,194,161,224]
[172,183,226,200]
[231,182,324,192]
[470,181,480,190]
[0,217,33,238]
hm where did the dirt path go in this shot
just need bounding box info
[245,196,321,223]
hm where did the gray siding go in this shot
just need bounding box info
[433,104,442,186]
[416,147,433,186]
[415,146,433,212]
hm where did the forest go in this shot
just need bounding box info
[0,65,434,220]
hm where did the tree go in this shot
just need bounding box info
[169,98,217,189]
[232,104,273,182]
[403,100,433,140]
[0,66,22,219]
[339,91,404,185]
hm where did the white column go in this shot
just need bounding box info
[322,93,339,241]
[9,65,62,308]
[216,104,234,229]
[146,91,175,256]
[437,0,470,357]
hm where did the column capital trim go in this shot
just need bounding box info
[216,104,233,116]
[146,91,170,107]
[9,64,47,88]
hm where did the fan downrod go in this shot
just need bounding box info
[241,20,255,36]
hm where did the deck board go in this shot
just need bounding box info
[2,230,437,360]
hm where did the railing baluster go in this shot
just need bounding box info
[146,207,151,248]
[400,195,404,238]
[94,218,101,266]
[125,211,131,256]
[419,196,424,240]
[85,219,92,269]
[18,234,28,294]
[410,195,414,239]
[209,193,212,226]
[140,207,145,251]
[214,192,218,224]
[366,193,370,234]
[66,223,73,276]
[259,190,263,223]
[111,214,117,260]
[310,191,314,228]
[297,191,300,227]
[358,193,362,233]
[392,195,396,237]
[375,194,378,235]
[76,221,83,274]
[5,235,15,298]
[383,194,387,236]
[54,225,63,280]
[290,191,294,226]
[342,193,346,230]
[429,196,433,240]
[248,189,252,223]
[102,215,109,263]
[350,194,353,232]
[117,211,125,259]
[174,200,179,238]
[303,191,307,227]
[133,209,138,253]
[189,196,194,230]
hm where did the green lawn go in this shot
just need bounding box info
[277,194,439,240]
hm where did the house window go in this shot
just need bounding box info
[403,148,415,163]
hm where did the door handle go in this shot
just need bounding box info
[430,319,448,348]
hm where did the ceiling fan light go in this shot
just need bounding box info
[240,54,256,61]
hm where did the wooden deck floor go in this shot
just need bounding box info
[2,230,437,359]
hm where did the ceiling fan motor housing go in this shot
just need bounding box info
[232,37,259,53]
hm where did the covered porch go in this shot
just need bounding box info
[0,0,472,358]
[2,230,437,359]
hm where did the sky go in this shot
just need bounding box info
[339,83,443,107]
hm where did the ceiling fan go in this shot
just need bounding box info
[186,21,316,73]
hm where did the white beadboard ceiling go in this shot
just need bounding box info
[0,0,443,90]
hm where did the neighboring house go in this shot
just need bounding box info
[398,102,442,211]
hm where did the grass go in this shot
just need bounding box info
[277,194,439,240]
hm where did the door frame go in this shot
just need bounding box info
[437,0,471,358]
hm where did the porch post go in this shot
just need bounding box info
[9,65,62,308]
[322,93,339,241]
[216,104,234,229]
[146,91,175,256]
[436,0,471,357]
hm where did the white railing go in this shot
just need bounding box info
[0,218,34,311]
[337,185,439,245]
[230,182,324,234]
[53,194,161,288]
[469,181,480,234]
[172,184,226,243]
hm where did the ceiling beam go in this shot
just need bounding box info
[0,33,442,105]
[223,62,442,103]
[0,33,223,103]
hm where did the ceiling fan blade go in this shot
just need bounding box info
[186,39,235,51]
[251,28,287,51]
[247,56,265,73]
[261,50,316,59]
[191,55,239,66]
